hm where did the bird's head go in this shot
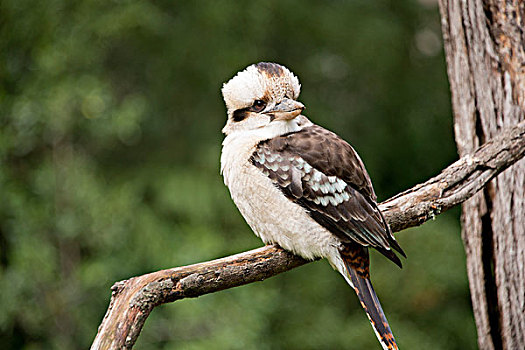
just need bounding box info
[221,62,305,135]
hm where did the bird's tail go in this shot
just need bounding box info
[340,249,399,350]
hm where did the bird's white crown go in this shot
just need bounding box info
[222,62,301,113]
[221,62,303,136]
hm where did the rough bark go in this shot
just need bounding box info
[439,1,525,349]
[91,121,525,350]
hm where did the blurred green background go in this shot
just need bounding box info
[0,0,477,349]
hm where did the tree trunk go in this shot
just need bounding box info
[439,1,525,349]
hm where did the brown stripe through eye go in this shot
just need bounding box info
[232,107,249,122]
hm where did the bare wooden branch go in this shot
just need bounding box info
[91,120,525,350]
[90,245,308,350]
[381,119,525,232]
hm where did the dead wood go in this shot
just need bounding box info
[91,120,525,350]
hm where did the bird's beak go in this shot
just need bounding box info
[265,98,305,121]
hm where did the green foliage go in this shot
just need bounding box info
[0,0,474,349]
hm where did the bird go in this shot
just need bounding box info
[220,62,406,350]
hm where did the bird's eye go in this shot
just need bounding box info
[251,100,267,113]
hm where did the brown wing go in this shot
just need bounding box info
[278,125,377,200]
[251,125,405,265]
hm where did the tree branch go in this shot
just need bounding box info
[91,120,525,350]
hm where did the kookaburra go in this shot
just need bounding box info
[220,62,405,350]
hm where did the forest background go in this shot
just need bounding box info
[1,1,476,349]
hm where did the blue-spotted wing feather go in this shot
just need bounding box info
[250,125,405,265]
